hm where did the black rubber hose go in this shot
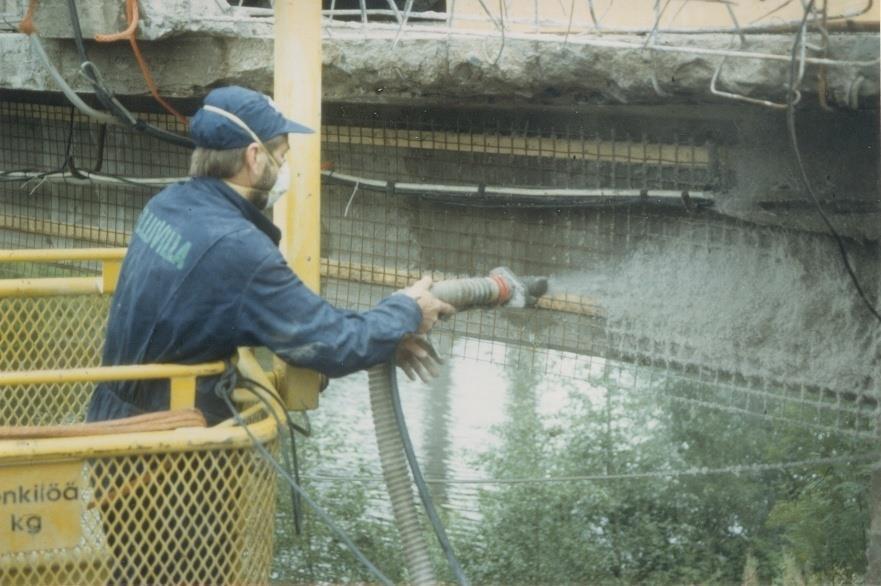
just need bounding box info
[784,1,881,324]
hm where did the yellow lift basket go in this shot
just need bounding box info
[0,249,281,586]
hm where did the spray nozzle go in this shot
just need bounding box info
[490,266,548,308]
[429,268,548,310]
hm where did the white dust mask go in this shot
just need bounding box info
[266,161,291,208]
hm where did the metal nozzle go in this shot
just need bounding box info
[490,266,548,308]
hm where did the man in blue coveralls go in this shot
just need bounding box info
[87,85,454,425]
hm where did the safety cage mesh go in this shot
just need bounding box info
[0,447,277,586]
[0,294,109,426]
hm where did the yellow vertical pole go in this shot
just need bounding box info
[101,259,121,294]
[272,0,321,410]
[168,376,197,411]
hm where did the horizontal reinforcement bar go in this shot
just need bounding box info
[323,24,881,68]
[323,125,711,166]
[0,215,129,247]
[324,171,715,204]
[0,362,227,386]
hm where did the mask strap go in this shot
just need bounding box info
[202,104,283,168]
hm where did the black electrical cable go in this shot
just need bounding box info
[3,107,79,187]
[84,171,176,189]
[220,389,395,586]
[237,376,306,534]
[786,0,881,324]
[235,368,471,583]
[238,379,303,534]
[238,375,317,533]
[237,375,312,438]
[65,0,194,149]
[91,123,107,173]
[60,105,76,170]
[232,364,469,583]
[0,169,182,189]
[386,358,471,586]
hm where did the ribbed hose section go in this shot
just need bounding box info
[369,363,437,586]
[430,277,499,310]
[369,277,501,585]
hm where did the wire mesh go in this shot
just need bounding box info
[1,91,880,582]
[1,93,878,436]
[0,98,187,277]
[318,103,880,439]
[0,268,279,585]
[0,294,110,425]
[315,0,876,36]
[0,446,277,586]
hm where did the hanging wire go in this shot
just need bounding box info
[303,452,881,485]
[785,0,881,324]
[64,0,193,148]
[386,358,470,586]
[221,388,394,586]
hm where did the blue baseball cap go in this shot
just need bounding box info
[190,86,313,149]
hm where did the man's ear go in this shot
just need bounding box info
[244,142,262,173]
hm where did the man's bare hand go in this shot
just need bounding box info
[401,276,456,334]
[396,335,443,383]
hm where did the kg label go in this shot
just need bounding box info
[0,461,84,554]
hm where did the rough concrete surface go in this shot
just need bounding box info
[0,0,875,107]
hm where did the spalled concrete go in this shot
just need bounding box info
[0,0,875,108]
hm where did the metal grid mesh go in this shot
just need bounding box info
[0,447,277,586]
[0,269,279,585]
[0,295,110,425]
[322,112,717,192]
[320,198,881,439]
[1,95,878,438]
[318,104,880,439]
[1,93,879,581]
[0,99,187,277]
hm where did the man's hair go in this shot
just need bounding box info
[188,135,288,179]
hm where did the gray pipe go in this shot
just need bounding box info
[369,363,437,585]
[29,35,119,126]
[368,276,502,585]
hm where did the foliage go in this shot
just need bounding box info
[269,357,874,584]
[466,362,874,584]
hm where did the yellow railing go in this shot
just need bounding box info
[0,362,226,413]
[0,248,125,296]
[0,249,281,585]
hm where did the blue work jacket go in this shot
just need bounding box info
[86,177,421,425]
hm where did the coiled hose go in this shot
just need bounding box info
[369,276,505,586]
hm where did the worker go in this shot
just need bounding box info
[86,85,455,426]
[83,86,452,586]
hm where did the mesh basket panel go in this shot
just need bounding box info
[0,445,277,586]
[0,295,109,426]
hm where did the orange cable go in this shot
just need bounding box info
[93,0,137,42]
[17,0,38,35]
[94,0,188,126]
